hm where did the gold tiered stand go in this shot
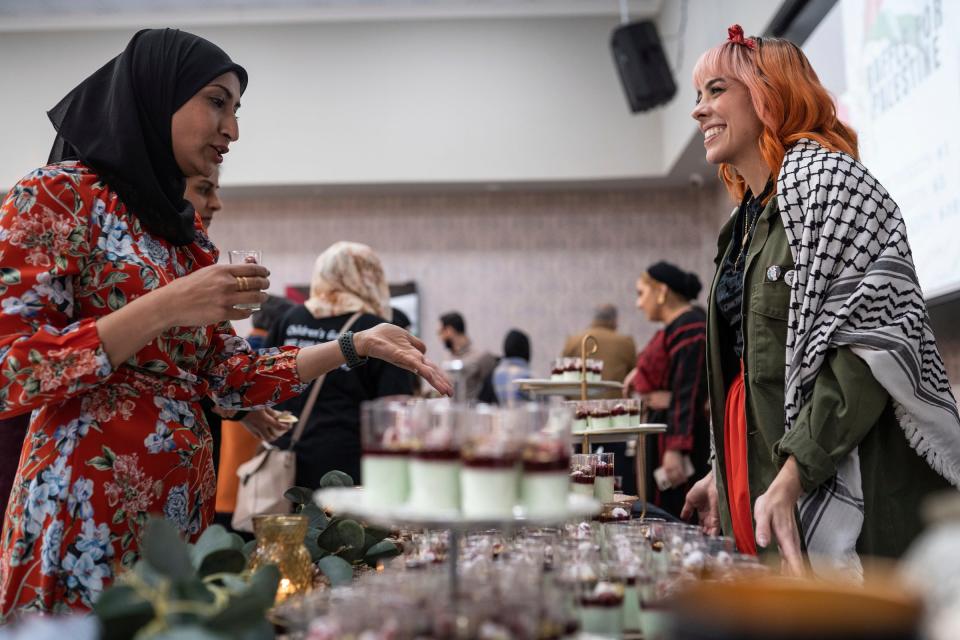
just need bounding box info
[519,334,667,519]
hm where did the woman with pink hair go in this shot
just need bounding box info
[682,25,960,578]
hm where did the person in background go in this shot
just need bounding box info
[184,163,222,230]
[268,242,416,485]
[438,311,498,402]
[185,170,289,476]
[623,262,710,518]
[214,294,294,533]
[562,304,636,394]
[492,329,532,406]
[683,26,958,576]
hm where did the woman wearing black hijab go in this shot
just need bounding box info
[0,29,450,617]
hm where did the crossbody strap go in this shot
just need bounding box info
[289,311,363,446]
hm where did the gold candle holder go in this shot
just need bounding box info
[248,514,314,604]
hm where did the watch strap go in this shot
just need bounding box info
[338,330,368,369]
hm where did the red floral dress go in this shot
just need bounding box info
[0,162,305,618]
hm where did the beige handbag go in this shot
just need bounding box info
[231,312,362,532]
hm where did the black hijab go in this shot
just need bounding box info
[47,29,248,246]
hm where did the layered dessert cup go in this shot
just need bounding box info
[572,404,589,434]
[360,397,416,508]
[570,454,596,499]
[594,454,616,504]
[627,399,641,427]
[610,402,631,428]
[521,439,571,518]
[578,581,625,637]
[408,448,460,513]
[460,452,519,518]
[588,404,612,430]
[563,357,583,382]
[361,448,410,508]
[407,401,461,513]
[586,359,603,383]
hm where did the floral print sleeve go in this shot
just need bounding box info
[199,321,305,411]
[0,167,113,418]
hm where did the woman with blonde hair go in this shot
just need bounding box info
[267,241,415,486]
[682,25,960,578]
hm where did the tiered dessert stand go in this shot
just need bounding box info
[517,335,667,518]
[314,488,601,600]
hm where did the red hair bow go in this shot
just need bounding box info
[727,24,756,49]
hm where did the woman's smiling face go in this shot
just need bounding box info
[690,75,764,168]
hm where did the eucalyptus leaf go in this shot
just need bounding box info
[283,486,315,506]
[247,564,281,609]
[304,529,325,562]
[318,470,353,488]
[92,584,155,640]
[337,519,365,551]
[364,539,401,565]
[317,555,354,586]
[142,517,194,581]
[300,503,329,530]
[216,573,250,593]
[362,525,391,551]
[198,548,248,578]
[170,577,216,604]
[242,539,257,560]
[316,521,343,552]
[190,524,242,568]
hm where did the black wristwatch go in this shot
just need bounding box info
[338,330,368,369]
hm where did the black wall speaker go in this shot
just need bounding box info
[610,21,677,113]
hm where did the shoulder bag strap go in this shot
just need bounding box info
[288,311,364,446]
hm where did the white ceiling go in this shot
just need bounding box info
[0,0,662,32]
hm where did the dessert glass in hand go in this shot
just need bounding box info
[228,249,262,311]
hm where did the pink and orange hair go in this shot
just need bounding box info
[693,25,859,201]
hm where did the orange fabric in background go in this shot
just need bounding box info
[215,420,261,513]
[723,365,758,555]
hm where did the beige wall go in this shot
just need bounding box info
[209,182,960,396]
[208,183,733,377]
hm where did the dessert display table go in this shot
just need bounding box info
[314,487,602,599]
[516,378,623,399]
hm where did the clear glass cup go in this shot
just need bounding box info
[594,452,616,503]
[359,396,415,507]
[460,405,522,518]
[570,453,597,498]
[407,399,461,513]
[519,400,572,517]
[228,249,262,310]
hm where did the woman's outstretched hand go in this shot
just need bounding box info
[681,470,720,535]
[354,323,453,397]
[753,456,806,577]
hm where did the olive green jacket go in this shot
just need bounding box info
[706,198,950,559]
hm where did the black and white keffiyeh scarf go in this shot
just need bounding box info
[776,139,960,578]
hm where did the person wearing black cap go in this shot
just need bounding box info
[0,29,450,617]
[624,261,710,517]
